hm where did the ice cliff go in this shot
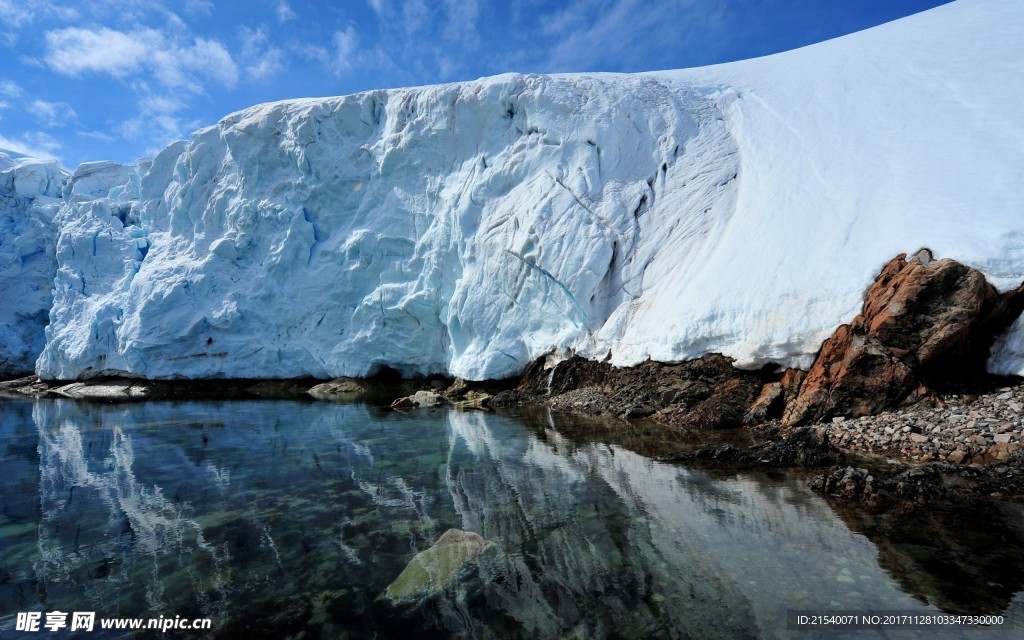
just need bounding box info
[5,0,1024,380]
[0,150,66,375]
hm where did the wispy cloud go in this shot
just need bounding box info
[118,112,196,157]
[184,0,214,17]
[536,0,730,71]
[442,0,481,49]
[0,0,78,28]
[0,131,62,161]
[116,91,201,156]
[274,0,296,22]
[27,99,78,128]
[0,0,32,27]
[349,0,485,82]
[42,26,238,91]
[240,26,286,79]
[0,80,22,97]
[77,129,117,144]
[331,26,360,75]
[138,94,186,115]
[300,25,363,77]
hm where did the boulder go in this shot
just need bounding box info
[452,390,492,410]
[390,390,442,410]
[785,252,1024,425]
[307,377,374,399]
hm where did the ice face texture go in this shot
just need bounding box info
[17,0,1024,380]
[0,150,66,375]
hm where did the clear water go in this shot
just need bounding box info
[1,397,1022,639]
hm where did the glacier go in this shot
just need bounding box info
[5,0,1024,381]
[0,150,66,375]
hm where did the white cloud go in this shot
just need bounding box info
[0,80,22,97]
[367,0,383,15]
[240,26,286,80]
[43,26,238,91]
[0,100,8,111]
[27,99,78,128]
[0,131,62,161]
[44,28,153,78]
[275,1,296,22]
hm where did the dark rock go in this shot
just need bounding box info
[517,354,768,430]
[811,463,958,510]
[665,427,843,468]
[750,427,844,467]
[743,382,783,424]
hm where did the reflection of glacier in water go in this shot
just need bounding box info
[0,397,1022,638]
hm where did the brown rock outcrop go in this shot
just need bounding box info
[785,251,1024,425]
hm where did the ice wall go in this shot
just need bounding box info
[0,150,66,375]
[14,0,1024,381]
[36,75,738,380]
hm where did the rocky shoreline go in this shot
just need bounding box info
[5,365,1024,512]
[4,251,1024,512]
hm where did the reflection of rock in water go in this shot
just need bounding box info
[830,501,1024,615]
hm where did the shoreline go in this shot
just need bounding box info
[4,364,1024,513]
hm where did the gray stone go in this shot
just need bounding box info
[391,390,443,410]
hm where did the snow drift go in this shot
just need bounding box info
[8,0,1024,380]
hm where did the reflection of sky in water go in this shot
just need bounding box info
[0,397,1021,638]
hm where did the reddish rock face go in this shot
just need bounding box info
[785,252,1024,425]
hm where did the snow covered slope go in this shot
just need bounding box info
[26,0,1024,380]
[0,150,65,375]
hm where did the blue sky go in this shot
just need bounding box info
[0,0,952,168]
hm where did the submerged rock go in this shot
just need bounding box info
[381,529,494,603]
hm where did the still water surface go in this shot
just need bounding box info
[1,398,1022,638]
